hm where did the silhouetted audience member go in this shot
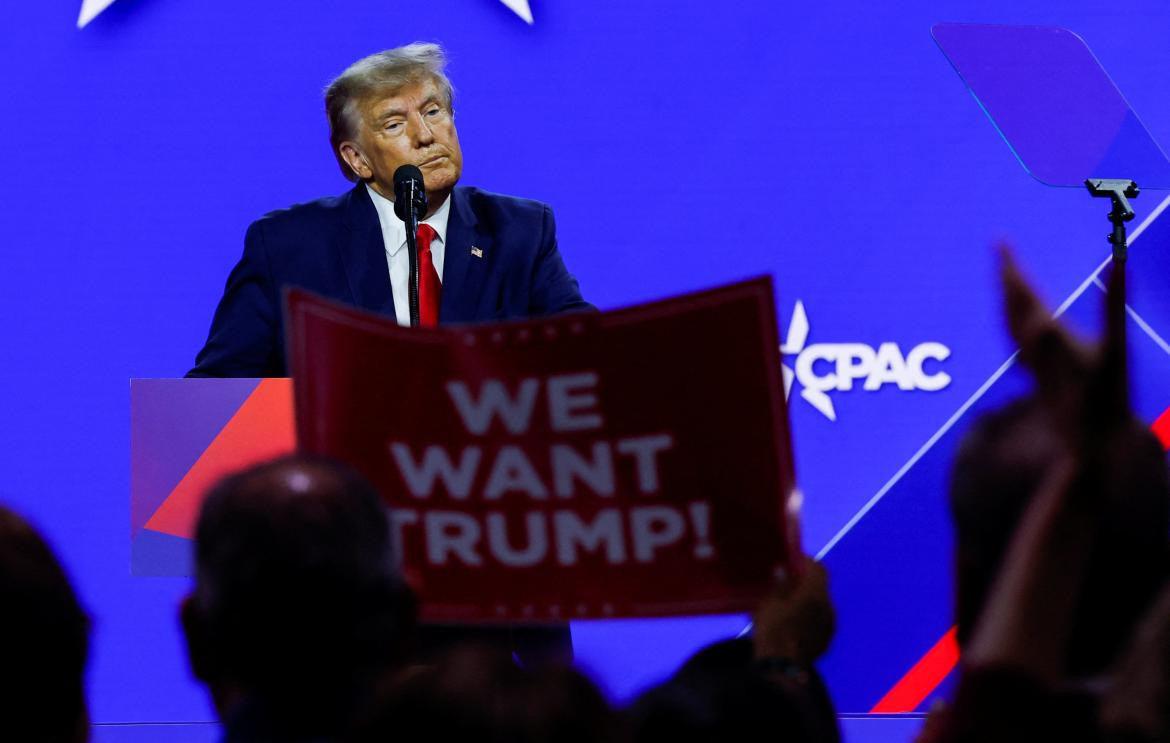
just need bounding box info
[1100,579,1170,743]
[629,649,820,743]
[920,254,1170,743]
[180,456,416,743]
[0,505,90,743]
[628,558,840,743]
[351,645,617,743]
[950,398,1169,676]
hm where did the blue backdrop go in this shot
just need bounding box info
[3,2,1170,741]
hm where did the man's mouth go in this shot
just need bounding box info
[420,155,447,166]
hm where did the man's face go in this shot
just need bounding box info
[345,77,463,206]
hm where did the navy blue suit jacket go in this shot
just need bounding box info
[188,183,592,377]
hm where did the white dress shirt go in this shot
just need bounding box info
[366,184,450,326]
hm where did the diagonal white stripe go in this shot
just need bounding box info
[814,352,1018,560]
[1121,192,1170,247]
[815,192,1170,559]
[1127,306,1170,359]
[1090,277,1170,360]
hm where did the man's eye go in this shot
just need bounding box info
[385,121,403,132]
[426,107,442,117]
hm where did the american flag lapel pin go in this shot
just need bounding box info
[471,246,483,258]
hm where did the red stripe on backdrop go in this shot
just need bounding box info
[1153,406,1170,449]
[869,627,958,713]
[868,403,1170,713]
[145,379,295,538]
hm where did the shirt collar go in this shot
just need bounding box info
[366,183,451,258]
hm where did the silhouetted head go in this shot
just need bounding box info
[950,398,1170,675]
[624,636,838,743]
[628,666,813,743]
[0,504,90,743]
[353,645,615,743]
[181,455,415,739]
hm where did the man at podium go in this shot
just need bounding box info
[188,42,592,378]
[186,43,589,663]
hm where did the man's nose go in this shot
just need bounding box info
[410,113,436,147]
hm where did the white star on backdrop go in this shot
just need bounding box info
[77,0,116,27]
[499,0,533,23]
[79,0,534,28]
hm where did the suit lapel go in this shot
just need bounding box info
[440,187,493,323]
[339,183,395,317]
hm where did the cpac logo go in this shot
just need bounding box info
[780,301,951,421]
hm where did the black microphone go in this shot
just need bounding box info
[393,164,428,223]
[393,165,428,327]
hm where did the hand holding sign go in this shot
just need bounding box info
[288,278,799,622]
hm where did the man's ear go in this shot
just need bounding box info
[180,594,218,683]
[339,141,372,181]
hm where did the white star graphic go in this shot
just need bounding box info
[77,0,117,28]
[80,0,534,29]
[780,300,837,421]
[499,0,534,23]
[779,300,808,399]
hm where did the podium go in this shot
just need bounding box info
[130,378,295,575]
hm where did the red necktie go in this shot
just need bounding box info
[416,223,441,327]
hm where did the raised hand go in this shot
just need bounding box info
[753,556,835,667]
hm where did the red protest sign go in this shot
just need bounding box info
[287,278,799,623]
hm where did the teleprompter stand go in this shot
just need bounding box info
[1085,178,1139,264]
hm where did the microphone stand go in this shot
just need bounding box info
[403,180,422,327]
